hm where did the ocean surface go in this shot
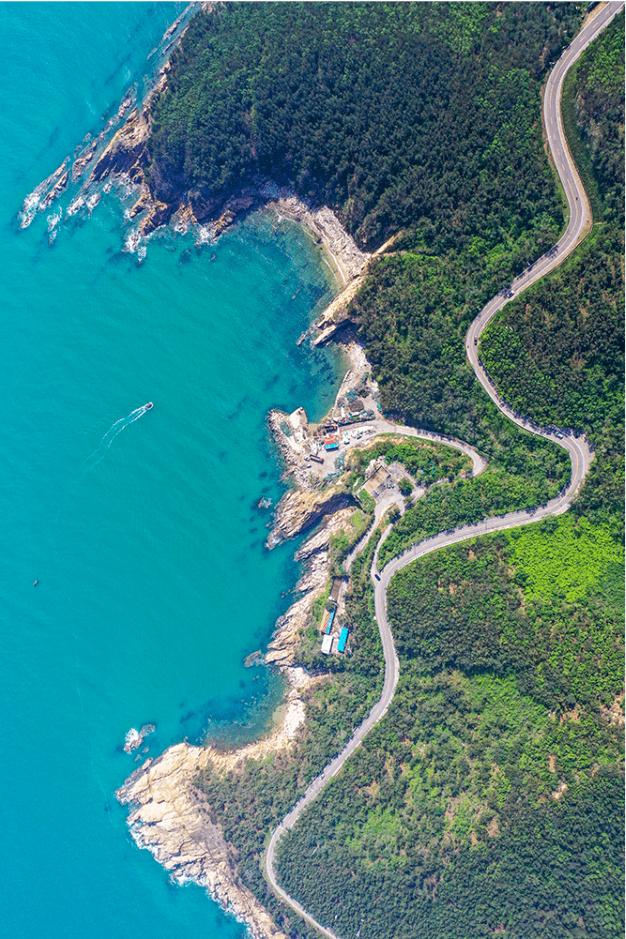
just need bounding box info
[0,5,343,937]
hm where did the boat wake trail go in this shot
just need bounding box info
[84,402,153,469]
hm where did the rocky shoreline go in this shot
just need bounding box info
[81,39,382,308]
[116,496,358,939]
[115,335,378,936]
[19,4,389,352]
[86,15,391,936]
[114,303,489,932]
[17,6,399,935]
[86,66,372,280]
[117,742,289,939]
[95,59,436,931]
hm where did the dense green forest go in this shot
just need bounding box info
[165,5,626,939]
[480,10,624,540]
[149,3,583,552]
[148,3,579,247]
[278,524,624,939]
[273,13,624,939]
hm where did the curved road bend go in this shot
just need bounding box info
[263,6,623,937]
[370,419,488,478]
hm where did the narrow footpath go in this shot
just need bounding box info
[263,6,624,938]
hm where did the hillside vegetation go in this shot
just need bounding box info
[149,4,580,548]
[148,3,579,247]
[162,6,625,939]
[274,12,624,939]
[480,10,624,540]
[279,524,624,939]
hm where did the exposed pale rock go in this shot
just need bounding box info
[91,107,150,183]
[117,744,288,939]
[128,187,152,218]
[311,233,400,345]
[39,172,69,211]
[72,139,98,182]
[265,193,370,285]
[138,198,174,236]
[117,481,358,937]
[117,659,318,938]
[294,510,351,561]
[288,406,308,436]
[214,208,236,236]
[312,274,368,345]
[267,487,351,547]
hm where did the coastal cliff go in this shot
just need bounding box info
[86,62,371,276]
[89,65,172,235]
[86,49,373,286]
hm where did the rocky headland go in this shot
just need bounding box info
[87,76,372,283]
[117,742,289,939]
[116,496,359,938]
[76,11,398,935]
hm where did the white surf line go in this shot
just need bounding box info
[262,7,622,937]
[84,403,152,469]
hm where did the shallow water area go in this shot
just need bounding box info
[0,5,344,937]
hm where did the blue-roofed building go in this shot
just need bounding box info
[337,627,349,653]
[325,609,335,635]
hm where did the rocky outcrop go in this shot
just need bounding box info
[267,487,352,548]
[268,409,315,489]
[116,660,323,939]
[72,139,98,182]
[137,197,175,235]
[115,467,360,935]
[18,158,70,227]
[86,63,374,265]
[39,171,69,211]
[212,194,257,234]
[117,744,288,939]
[124,723,155,753]
[265,507,354,666]
[312,274,368,346]
[311,232,400,346]
[91,106,151,185]
[88,66,175,234]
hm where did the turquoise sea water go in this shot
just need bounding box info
[1,5,342,937]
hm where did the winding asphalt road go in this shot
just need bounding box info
[263,7,623,937]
